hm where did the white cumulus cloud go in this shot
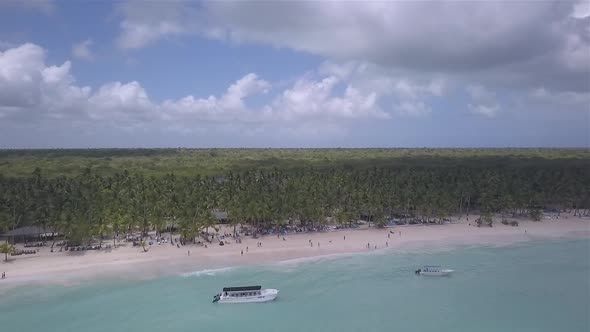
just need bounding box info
[530,88,590,108]
[395,101,431,117]
[468,104,501,118]
[161,73,270,123]
[467,85,501,118]
[265,76,387,121]
[114,0,589,99]
[72,39,93,60]
[0,43,390,132]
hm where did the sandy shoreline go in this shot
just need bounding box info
[1,213,589,289]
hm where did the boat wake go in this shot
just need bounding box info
[180,267,234,277]
[272,252,357,268]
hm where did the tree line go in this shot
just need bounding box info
[1,163,589,247]
[2,148,588,178]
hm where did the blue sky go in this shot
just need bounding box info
[0,0,588,148]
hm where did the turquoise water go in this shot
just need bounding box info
[1,239,589,332]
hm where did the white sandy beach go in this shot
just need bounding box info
[1,213,589,288]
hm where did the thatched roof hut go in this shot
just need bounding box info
[1,226,55,243]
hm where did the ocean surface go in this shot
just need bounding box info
[1,239,589,332]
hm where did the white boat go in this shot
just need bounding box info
[415,265,454,276]
[213,286,279,303]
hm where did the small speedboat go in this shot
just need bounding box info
[213,286,279,303]
[415,266,454,276]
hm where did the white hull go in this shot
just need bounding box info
[217,289,279,303]
[419,269,453,276]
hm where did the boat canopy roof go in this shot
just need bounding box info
[223,286,262,292]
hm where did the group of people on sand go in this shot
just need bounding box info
[241,242,264,255]
[241,246,249,255]
[364,230,401,250]
[236,228,405,256]
[309,239,319,247]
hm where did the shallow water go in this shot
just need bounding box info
[1,239,589,332]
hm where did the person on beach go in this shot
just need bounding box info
[388,233,390,239]
[1,272,4,279]
[246,246,249,252]
[318,242,320,248]
[187,250,190,256]
[386,241,388,247]
[241,250,243,255]
[367,242,370,249]
[344,235,346,240]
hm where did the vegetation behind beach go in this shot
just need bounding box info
[0,148,588,245]
[0,148,588,178]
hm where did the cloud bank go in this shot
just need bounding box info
[0,43,389,132]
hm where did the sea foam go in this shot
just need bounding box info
[180,267,234,277]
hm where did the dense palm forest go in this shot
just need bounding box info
[1,148,588,177]
[0,149,589,245]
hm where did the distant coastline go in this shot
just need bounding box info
[1,148,589,289]
[1,213,588,289]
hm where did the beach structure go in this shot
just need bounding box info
[213,211,229,224]
[1,226,55,244]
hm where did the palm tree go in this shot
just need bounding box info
[93,218,108,248]
[201,210,219,240]
[529,208,542,221]
[163,174,180,243]
[373,208,388,228]
[110,213,123,247]
[480,211,493,227]
[0,242,15,262]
